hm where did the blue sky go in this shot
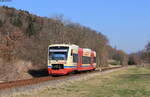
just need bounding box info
[0,0,150,53]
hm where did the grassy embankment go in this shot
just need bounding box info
[11,66,150,97]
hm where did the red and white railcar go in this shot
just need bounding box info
[48,44,96,75]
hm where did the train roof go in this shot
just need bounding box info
[83,48,91,51]
[49,44,79,48]
[49,44,96,54]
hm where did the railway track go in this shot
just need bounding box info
[0,66,122,91]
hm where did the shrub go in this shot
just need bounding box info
[109,60,120,65]
[0,20,3,27]
[10,16,22,27]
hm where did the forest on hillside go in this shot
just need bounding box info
[0,6,149,81]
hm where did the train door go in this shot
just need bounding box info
[77,48,82,69]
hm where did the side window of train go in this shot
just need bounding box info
[73,54,78,63]
[94,57,96,63]
[82,56,91,64]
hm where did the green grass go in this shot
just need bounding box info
[10,66,150,97]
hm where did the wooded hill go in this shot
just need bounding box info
[0,6,128,81]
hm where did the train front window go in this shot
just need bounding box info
[49,52,67,60]
[49,46,69,60]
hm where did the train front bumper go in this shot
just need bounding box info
[48,68,74,75]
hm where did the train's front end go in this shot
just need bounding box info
[48,44,75,75]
